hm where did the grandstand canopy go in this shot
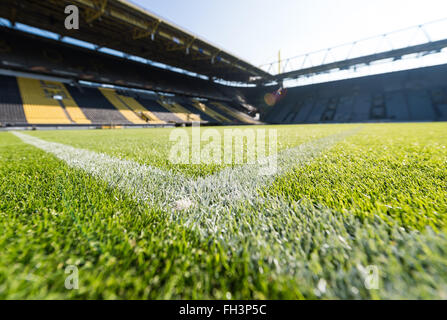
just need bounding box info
[1,0,272,82]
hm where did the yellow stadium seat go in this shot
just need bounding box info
[157,97,201,122]
[191,99,231,123]
[211,102,259,124]
[17,77,90,124]
[99,88,148,124]
[117,94,165,124]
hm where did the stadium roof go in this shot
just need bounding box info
[0,0,272,82]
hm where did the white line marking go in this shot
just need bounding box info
[12,129,358,217]
[12,128,361,273]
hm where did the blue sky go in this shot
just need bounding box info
[133,0,447,67]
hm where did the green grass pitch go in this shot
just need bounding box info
[0,122,446,299]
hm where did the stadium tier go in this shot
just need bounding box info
[17,77,90,125]
[0,74,255,126]
[0,27,232,101]
[260,64,447,124]
[1,9,446,128]
[0,74,27,125]
[109,91,165,124]
[156,96,201,123]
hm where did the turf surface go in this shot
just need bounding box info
[0,122,446,299]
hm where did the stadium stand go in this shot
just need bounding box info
[210,102,259,124]
[0,27,232,102]
[386,91,411,121]
[190,100,232,123]
[0,72,262,126]
[0,27,263,127]
[156,97,201,123]
[351,94,372,122]
[406,90,437,121]
[113,90,165,124]
[0,75,27,126]
[431,88,447,120]
[1,1,446,128]
[3,63,447,127]
[260,64,447,123]
[333,96,354,122]
[134,95,184,124]
[99,88,147,124]
[0,26,262,127]
[16,77,91,124]
[65,85,132,125]
[17,77,72,124]
[0,0,270,84]
[294,98,314,123]
[174,98,216,123]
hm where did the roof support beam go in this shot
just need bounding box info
[132,20,160,40]
[132,24,151,40]
[276,37,447,81]
[85,0,108,24]
[3,0,272,81]
[166,41,186,52]
[151,20,161,40]
[10,7,17,26]
[164,36,197,53]
[211,51,221,64]
[192,53,212,61]
[185,37,195,55]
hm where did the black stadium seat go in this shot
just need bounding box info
[66,86,132,124]
[261,64,446,124]
[0,75,27,125]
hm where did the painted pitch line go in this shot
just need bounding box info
[181,127,361,232]
[12,131,187,208]
[12,128,360,230]
[12,128,361,277]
